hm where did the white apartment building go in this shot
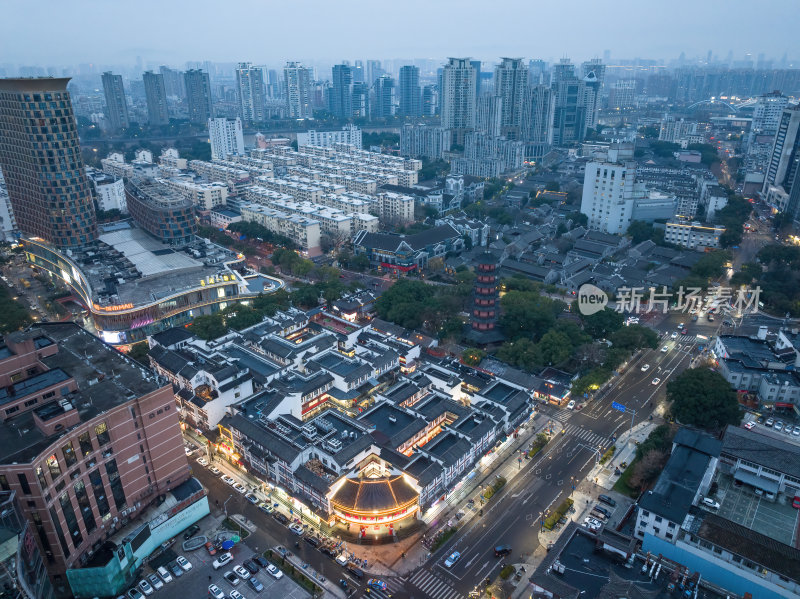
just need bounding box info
[664,221,725,250]
[375,192,415,224]
[399,124,452,160]
[85,167,127,213]
[297,125,362,149]
[580,161,638,234]
[158,177,228,211]
[100,152,134,178]
[440,58,477,145]
[659,117,698,143]
[160,148,188,170]
[209,117,245,160]
[239,203,321,255]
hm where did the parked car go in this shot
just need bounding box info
[242,559,259,574]
[249,577,264,592]
[137,580,154,596]
[253,556,269,569]
[702,497,720,510]
[205,541,217,556]
[793,496,800,509]
[212,552,233,570]
[156,566,173,583]
[766,418,774,427]
[196,456,208,467]
[167,562,183,579]
[266,564,283,579]
[176,555,192,572]
[272,512,289,525]
[245,493,259,504]
[347,564,364,579]
[221,475,235,486]
[444,551,461,567]
[257,502,273,514]
[775,421,784,432]
[146,574,163,591]
[304,536,321,547]
[598,494,616,507]
[183,524,200,540]
[289,522,304,535]
[223,571,240,586]
[593,505,612,518]
[126,589,144,599]
[744,421,755,430]
[232,483,247,494]
[229,591,245,599]
[208,466,221,476]
[208,585,225,599]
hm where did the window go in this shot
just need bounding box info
[105,459,127,510]
[654,516,663,523]
[62,441,77,468]
[35,466,48,489]
[95,422,110,446]
[73,480,96,533]
[78,432,93,457]
[46,454,62,478]
[88,469,110,520]
[59,492,82,547]
[0,475,9,492]
[17,473,32,495]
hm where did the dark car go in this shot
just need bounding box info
[168,562,183,578]
[593,505,611,518]
[320,546,336,557]
[272,512,289,525]
[494,545,512,557]
[597,494,616,507]
[242,559,259,574]
[347,564,364,579]
[253,556,269,569]
[183,524,200,540]
[304,536,320,547]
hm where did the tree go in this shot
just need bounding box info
[190,313,227,341]
[609,324,658,351]
[127,342,150,365]
[581,308,624,339]
[544,181,560,192]
[500,291,565,341]
[462,348,486,366]
[0,283,32,333]
[536,330,572,366]
[375,279,436,330]
[666,368,741,431]
[629,449,669,491]
[627,220,656,245]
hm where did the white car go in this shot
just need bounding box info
[661,346,669,353]
[156,566,173,583]
[175,556,192,572]
[583,516,602,529]
[137,580,154,596]
[147,574,163,591]
[567,400,576,410]
[208,585,225,599]
[184,446,194,456]
[221,475,235,486]
[670,332,678,339]
[196,456,208,467]
[233,565,250,581]
[640,364,650,372]
[229,591,245,599]
[223,571,240,586]
[266,564,283,579]
[212,552,233,570]
[289,522,304,535]
[701,497,720,510]
[651,378,661,385]
[233,482,247,494]
[209,466,221,476]
[444,551,461,567]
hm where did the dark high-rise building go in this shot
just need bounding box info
[353,60,365,84]
[398,65,421,117]
[352,82,369,118]
[0,78,97,248]
[184,69,212,124]
[142,71,169,125]
[330,64,353,119]
[422,84,438,116]
[494,58,528,139]
[372,75,395,119]
[101,71,129,130]
[550,59,586,145]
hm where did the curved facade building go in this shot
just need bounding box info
[125,178,196,247]
[328,474,419,531]
[0,78,97,248]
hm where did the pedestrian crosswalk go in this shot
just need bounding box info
[404,569,462,599]
[366,576,407,598]
[563,423,610,449]
[544,408,572,422]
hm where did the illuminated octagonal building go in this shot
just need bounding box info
[465,252,505,345]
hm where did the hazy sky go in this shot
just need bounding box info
[1,0,795,68]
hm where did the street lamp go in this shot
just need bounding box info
[223,494,233,518]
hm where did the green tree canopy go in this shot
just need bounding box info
[610,324,659,351]
[462,348,486,366]
[190,313,227,340]
[499,291,566,341]
[581,307,624,339]
[666,367,741,431]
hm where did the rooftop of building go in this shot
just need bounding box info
[0,323,162,464]
[721,424,800,480]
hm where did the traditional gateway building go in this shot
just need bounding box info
[21,222,284,347]
[0,324,207,599]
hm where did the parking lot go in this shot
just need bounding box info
[716,473,799,547]
[137,541,310,599]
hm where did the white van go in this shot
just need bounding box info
[335,553,348,566]
[701,497,720,510]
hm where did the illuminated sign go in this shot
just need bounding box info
[93,303,134,312]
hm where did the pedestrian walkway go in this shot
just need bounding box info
[562,423,611,449]
[405,569,462,599]
[365,576,409,599]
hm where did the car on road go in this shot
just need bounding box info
[347,564,364,579]
[494,545,512,557]
[744,421,755,430]
[208,466,221,476]
[245,493,259,504]
[257,502,273,514]
[640,364,650,372]
[147,574,163,591]
[444,551,461,567]
[233,565,250,580]
[766,418,774,427]
[708,315,714,321]
[183,446,194,456]
[567,400,576,410]
[670,332,678,339]
[183,524,200,540]
[272,512,289,525]
[701,497,720,510]
[221,475,235,486]
[137,580,154,596]
[661,346,669,353]
[266,564,283,579]
[598,494,616,507]
[677,323,684,329]
[775,421,784,432]
[196,456,208,467]
[212,553,233,570]
[794,426,800,436]
[242,559,259,574]
[289,522,304,535]
[208,585,225,599]
[223,571,240,586]
[367,579,388,591]
[249,577,264,592]
[176,555,192,572]
[232,482,247,494]
[651,378,661,385]
[304,535,321,547]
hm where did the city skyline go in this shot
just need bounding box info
[0,0,797,67]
